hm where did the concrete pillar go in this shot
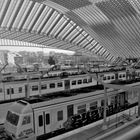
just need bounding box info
[39,76,41,96]
[25,75,30,99]
[102,86,108,130]
[138,90,140,117]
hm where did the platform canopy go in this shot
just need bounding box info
[0,0,140,62]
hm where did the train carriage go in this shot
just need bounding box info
[0,68,139,102]
[4,84,137,140]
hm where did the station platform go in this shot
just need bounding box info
[49,106,138,140]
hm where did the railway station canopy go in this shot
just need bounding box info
[0,0,140,63]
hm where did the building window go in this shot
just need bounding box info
[57,110,63,121]
[38,115,43,127]
[57,82,63,87]
[71,80,76,85]
[19,87,22,93]
[77,104,86,114]
[78,79,82,84]
[46,114,50,125]
[41,84,47,90]
[32,85,38,91]
[22,116,31,125]
[50,83,55,88]
[90,101,97,111]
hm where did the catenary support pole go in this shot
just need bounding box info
[102,86,108,130]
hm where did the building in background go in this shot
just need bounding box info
[7,52,23,65]
[0,50,8,64]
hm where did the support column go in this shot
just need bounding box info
[25,75,30,99]
[102,86,108,130]
[138,90,140,117]
[39,76,41,97]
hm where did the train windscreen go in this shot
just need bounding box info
[6,111,19,126]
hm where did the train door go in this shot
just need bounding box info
[5,88,12,100]
[115,72,118,80]
[25,85,30,98]
[67,105,74,118]
[44,111,51,133]
[64,80,70,90]
[36,112,44,136]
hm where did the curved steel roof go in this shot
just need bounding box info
[0,0,140,62]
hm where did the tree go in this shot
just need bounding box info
[48,56,55,65]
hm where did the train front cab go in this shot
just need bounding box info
[4,100,35,140]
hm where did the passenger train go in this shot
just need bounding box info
[3,81,140,140]
[0,67,140,101]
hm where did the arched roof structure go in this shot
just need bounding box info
[0,0,140,63]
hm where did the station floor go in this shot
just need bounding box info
[61,117,126,140]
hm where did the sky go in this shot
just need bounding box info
[0,46,75,55]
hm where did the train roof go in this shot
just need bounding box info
[1,68,131,84]
[10,100,32,114]
[26,88,117,109]
[23,81,140,109]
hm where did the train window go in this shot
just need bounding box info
[111,76,114,79]
[7,88,14,94]
[67,105,74,118]
[83,79,87,83]
[78,79,82,84]
[110,96,115,105]
[38,115,43,127]
[11,88,14,94]
[57,110,63,121]
[22,116,31,125]
[7,89,10,95]
[57,82,63,87]
[46,114,50,125]
[77,104,86,114]
[6,111,19,126]
[41,84,47,90]
[50,83,55,88]
[88,77,92,83]
[54,74,57,77]
[32,85,38,91]
[119,74,122,78]
[123,74,125,77]
[72,80,76,85]
[101,99,108,106]
[90,101,97,111]
[101,100,104,106]
[103,77,106,80]
[0,88,2,93]
[107,76,110,80]
[19,87,22,93]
